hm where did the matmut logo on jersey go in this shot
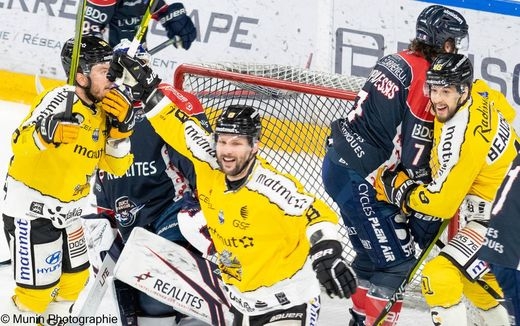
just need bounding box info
[247,165,313,216]
[185,121,219,169]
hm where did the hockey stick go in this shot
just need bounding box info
[373,219,451,326]
[125,0,160,57]
[148,37,177,55]
[63,0,87,120]
[65,233,124,326]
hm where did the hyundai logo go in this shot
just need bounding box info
[45,251,61,265]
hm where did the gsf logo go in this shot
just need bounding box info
[232,219,250,230]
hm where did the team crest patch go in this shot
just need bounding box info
[115,197,144,227]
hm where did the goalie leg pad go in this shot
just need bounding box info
[421,255,464,308]
[321,161,414,267]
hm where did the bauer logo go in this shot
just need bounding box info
[87,0,117,7]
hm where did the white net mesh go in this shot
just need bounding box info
[174,62,454,313]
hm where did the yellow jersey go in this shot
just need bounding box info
[145,85,339,293]
[4,86,133,227]
[408,79,518,219]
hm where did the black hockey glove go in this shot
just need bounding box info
[108,53,161,102]
[36,112,81,145]
[310,240,357,299]
[374,166,418,214]
[99,88,135,139]
[152,3,197,50]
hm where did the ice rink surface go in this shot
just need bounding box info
[0,100,431,325]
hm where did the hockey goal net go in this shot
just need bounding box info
[173,63,448,310]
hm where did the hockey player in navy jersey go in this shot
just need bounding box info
[321,5,469,326]
[480,151,520,323]
[84,0,196,50]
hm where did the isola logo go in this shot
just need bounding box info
[45,251,61,265]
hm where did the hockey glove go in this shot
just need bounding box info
[99,88,135,138]
[310,240,357,299]
[108,53,161,102]
[36,112,81,145]
[374,166,417,214]
[152,3,196,50]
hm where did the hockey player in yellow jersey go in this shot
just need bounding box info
[2,35,134,323]
[106,52,358,325]
[374,53,515,325]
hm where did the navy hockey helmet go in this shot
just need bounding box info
[416,5,468,50]
[427,53,473,93]
[215,105,262,141]
[61,35,113,76]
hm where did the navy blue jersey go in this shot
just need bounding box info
[480,149,520,271]
[94,108,194,239]
[330,50,434,183]
[84,0,166,47]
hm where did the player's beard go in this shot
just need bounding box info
[217,150,255,179]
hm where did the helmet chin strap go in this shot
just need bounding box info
[454,85,471,113]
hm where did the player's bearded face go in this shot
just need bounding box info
[88,62,114,101]
[429,85,464,123]
[216,134,257,180]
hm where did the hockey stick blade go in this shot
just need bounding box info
[373,219,450,326]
